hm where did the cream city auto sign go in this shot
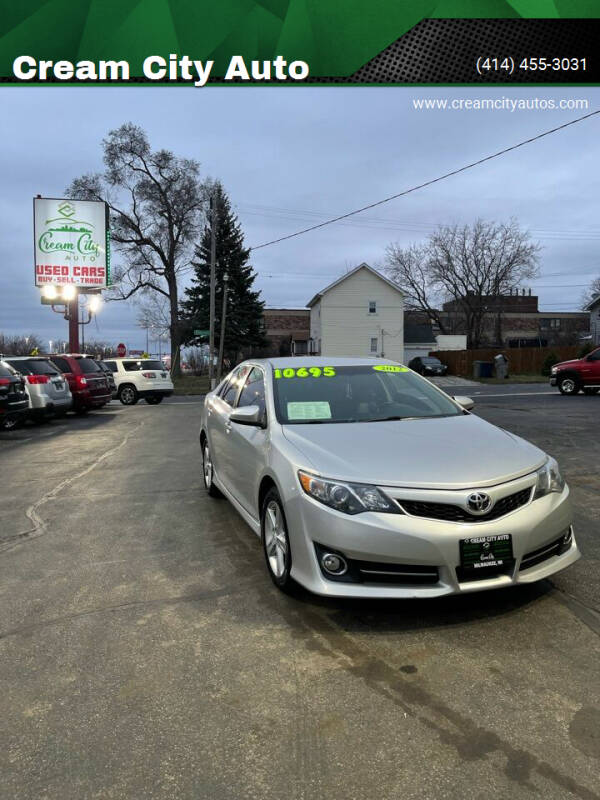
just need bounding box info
[34,198,110,288]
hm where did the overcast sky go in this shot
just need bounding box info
[1,86,599,352]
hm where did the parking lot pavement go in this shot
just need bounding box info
[1,399,599,800]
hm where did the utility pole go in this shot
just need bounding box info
[208,192,218,390]
[68,297,79,353]
[216,273,229,383]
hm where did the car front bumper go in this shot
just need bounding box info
[286,484,578,598]
[550,377,557,386]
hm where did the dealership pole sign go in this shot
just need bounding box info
[34,197,110,289]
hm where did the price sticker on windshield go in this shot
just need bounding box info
[373,365,409,373]
[273,367,336,379]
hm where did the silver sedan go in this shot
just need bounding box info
[199,358,578,598]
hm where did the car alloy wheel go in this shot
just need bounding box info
[119,386,138,405]
[202,441,221,497]
[0,415,20,431]
[261,488,294,592]
[558,376,579,395]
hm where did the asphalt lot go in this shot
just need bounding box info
[1,389,599,800]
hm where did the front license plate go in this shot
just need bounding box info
[460,534,513,572]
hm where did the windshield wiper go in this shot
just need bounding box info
[359,415,411,422]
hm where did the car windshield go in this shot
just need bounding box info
[422,358,442,365]
[271,364,462,424]
[6,358,60,376]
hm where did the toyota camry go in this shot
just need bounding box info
[199,358,578,598]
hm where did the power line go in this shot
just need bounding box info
[249,109,600,251]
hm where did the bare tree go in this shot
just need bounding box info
[0,333,43,356]
[582,275,600,308]
[66,123,207,377]
[386,219,541,348]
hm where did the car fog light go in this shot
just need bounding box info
[321,553,348,575]
[559,527,573,553]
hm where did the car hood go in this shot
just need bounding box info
[555,359,581,369]
[281,414,546,490]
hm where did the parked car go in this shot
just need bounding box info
[550,347,600,395]
[200,357,578,598]
[0,362,29,430]
[408,356,448,377]
[103,358,174,405]
[2,356,72,421]
[95,360,116,395]
[47,354,112,414]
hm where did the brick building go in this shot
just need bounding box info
[439,291,589,347]
[258,308,310,357]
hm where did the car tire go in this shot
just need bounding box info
[145,396,163,404]
[261,487,295,594]
[74,407,89,416]
[119,385,139,405]
[0,415,21,431]
[202,439,222,498]
[583,387,599,395]
[558,375,581,395]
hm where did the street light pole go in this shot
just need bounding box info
[208,192,218,390]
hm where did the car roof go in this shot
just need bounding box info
[244,356,405,369]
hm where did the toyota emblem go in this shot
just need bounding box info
[467,492,492,515]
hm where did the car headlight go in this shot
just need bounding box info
[550,366,558,374]
[298,470,401,515]
[533,457,565,499]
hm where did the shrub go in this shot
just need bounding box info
[577,341,595,358]
[541,352,560,376]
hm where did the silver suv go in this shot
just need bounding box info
[2,357,72,421]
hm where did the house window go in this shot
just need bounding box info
[368,301,377,314]
[540,318,561,330]
[370,337,378,353]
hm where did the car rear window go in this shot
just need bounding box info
[0,364,14,378]
[77,358,103,374]
[104,361,117,372]
[123,360,166,371]
[6,358,60,376]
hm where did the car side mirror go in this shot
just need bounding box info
[454,395,475,411]
[229,405,264,427]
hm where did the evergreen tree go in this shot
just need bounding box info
[181,184,266,360]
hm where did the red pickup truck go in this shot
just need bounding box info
[550,347,600,395]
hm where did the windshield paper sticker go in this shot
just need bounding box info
[274,367,335,379]
[373,365,409,373]
[287,401,332,420]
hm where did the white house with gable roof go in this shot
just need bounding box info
[307,263,404,362]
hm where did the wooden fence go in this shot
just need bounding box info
[431,345,581,377]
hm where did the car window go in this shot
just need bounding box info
[51,357,71,373]
[271,364,463,424]
[104,361,117,372]
[140,360,166,370]
[123,361,141,372]
[5,359,60,376]
[237,367,266,415]
[589,350,600,361]
[221,366,249,406]
[0,364,15,378]
[77,358,103,374]
[422,358,441,365]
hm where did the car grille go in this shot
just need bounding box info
[520,532,569,571]
[398,487,532,523]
